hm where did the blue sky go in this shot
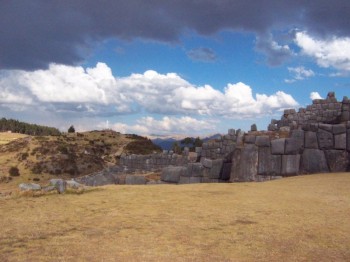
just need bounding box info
[1,1,350,137]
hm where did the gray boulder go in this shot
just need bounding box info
[50,179,67,194]
[19,183,41,191]
[67,180,84,189]
[300,149,329,174]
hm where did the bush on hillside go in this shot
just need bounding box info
[9,166,20,177]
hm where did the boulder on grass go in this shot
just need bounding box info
[50,179,67,194]
[19,183,41,191]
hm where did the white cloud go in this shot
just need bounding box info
[0,62,298,118]
[285,66,315,83]
[295,31,350,72]
[310,92,322,100]
[108,116,216,135]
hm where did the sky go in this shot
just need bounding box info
[1,1,350,137]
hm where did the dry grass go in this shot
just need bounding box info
[0,173,350,261]
[0,132,28,145]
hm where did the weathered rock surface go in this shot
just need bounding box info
[50,179,67,193]
[230,144,258,182]
[19,183,41,191]
[161,166,187,183]
[125,175,146,185]
[258,147,281,176]
[300,149,329,174]
[281,155,300,176]
[271,138,285,155]
[324,150,349,172]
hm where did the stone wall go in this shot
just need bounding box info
[269,92,350,131]
[119,152,188,172]
[76,91,350,186]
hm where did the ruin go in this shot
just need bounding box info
[76,92,350,186]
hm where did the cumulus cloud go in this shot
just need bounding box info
[285,66,315,83]
[108,116,216,135]
[0,62,298,118]
[310,92,323,100]
[2,1,350,70]
[295,31,350,72]
[186,47,217,62]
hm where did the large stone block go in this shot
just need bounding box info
[334,133,346,149]
[333,124,346,134]
[244,135,256,144]
[209,159,224,179]
[258,147,281,176]
[281,155,300,176]
[255,136,270,147]
[190,163,204,177]
[285,138,303,154]
[347,129,350,151]
[317,130,334,149]
[179,176,202,184]
[230,144,258,182]
[161,166,187,183]
[125,175,146,185]
[324,150,349,172]
[271,138,286,155]
[304,131,318,149]
[300,149,329,174]
[319,125,333,134]
[201,158,212,168]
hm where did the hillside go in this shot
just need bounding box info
[0,174,349,261]
[0,131,161,188]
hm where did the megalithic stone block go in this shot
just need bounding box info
[300,149,329,174]
[324,150,349,172]
[281,154,300,176]
[271,138,286,155]
[317,130,334,149]
[258,147,281,176]
[230,144,258,182]
[304,131,318,149]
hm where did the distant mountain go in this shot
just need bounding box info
[151,133,222,150]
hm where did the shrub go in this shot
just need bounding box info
[9,167,20,177]
[19,152,29,160]
[68,125,75,133]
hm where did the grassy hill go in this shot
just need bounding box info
[0,173,349,261]
[0,131,161,188]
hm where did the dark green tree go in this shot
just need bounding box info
[172,142,182,154]
[68,125,75,133]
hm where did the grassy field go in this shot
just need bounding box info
[0,132,28,145]
[0,173,350,261]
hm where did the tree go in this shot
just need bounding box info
[194,137,203,147]
[68,125,75,133]
[172,142,182,154]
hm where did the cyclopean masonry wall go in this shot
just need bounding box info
[160,91,350,184]
[76,91,350,186]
